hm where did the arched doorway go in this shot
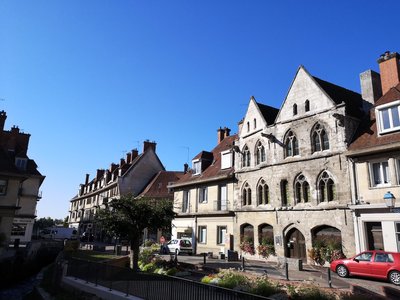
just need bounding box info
[286,228,306,260]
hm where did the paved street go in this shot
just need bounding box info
[168,254,400,299]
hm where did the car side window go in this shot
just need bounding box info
[355,252,373,261]
[387,254,394,263]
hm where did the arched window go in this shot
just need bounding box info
[247,122,250,132]
[257,179,269,205]
[294,174,310,204]
[253,118,257,129]
[305,100,310,112]
[293,104,298,116]
[312,123,329,152]
[318,171,335,202]
[285,130,299,157]
[242,183,252,206]
[242,145,251,167]
[255,141,266,165]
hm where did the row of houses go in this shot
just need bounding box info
[69,51,400,263]
[0,110,45,249]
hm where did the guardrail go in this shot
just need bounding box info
[66,257,271,300]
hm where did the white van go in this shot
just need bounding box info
[40,227,79,241]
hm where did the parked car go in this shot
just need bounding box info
[330,250,400,285]
[166,239,193,255]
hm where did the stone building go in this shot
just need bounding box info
[68,141,167,239]
[234,66,369,262]
[347,51,400,253]
[0,110,45,246]
[170,128,238,255]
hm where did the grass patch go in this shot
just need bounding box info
[70,250,118,262]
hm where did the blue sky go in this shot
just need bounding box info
[1,1,399,219]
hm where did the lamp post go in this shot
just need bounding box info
[384,191,396,212]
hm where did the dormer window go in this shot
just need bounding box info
[376,100,400,134]
[221,150,232,169]
[15,158,27,170]
[193,160,201,175]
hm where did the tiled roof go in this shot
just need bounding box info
[257,102,279,124]
[313,76,365,118]
[348,83,400,153]
[138,171,184,198]
[172,134,237,186]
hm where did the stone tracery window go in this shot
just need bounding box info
[312,123,329,152]
[318,171,335,202]
[285,130,299,157]
[257,179,269,205]
[255,141,266,165]
[242,183,252,206]
[294,174,310,204]
[242,145,251,167]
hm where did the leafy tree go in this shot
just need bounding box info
[96,194,176,270]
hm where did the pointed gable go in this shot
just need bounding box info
[275,66,338,123]
[240,96,278,138]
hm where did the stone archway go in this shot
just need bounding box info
[286,228,306,260]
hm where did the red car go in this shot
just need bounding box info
[330,250,400,285]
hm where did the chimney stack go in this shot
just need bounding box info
[131,149,138,161]
[96,169,104,180]
[217,127,231,144]
[377,51,400,95]
[143,140,156,152]
[0,110,6,131]
[85,174,90,185]
[184,163,189,174]
[360,69,382,109]
[126,152,132,164]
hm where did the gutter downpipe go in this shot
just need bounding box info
[348,157,361,253]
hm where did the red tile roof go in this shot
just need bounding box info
[172,134,238,186]
[138,170,184,198]
[348,83,400,153]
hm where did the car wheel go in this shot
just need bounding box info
[336,265,349,278]
[389,270,400,285]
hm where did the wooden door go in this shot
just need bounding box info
[287,228,306,260]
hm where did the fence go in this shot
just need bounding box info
[66,258,271,300]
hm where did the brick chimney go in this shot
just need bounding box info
[131,149,138,161]
[126,152,132,164]
[377,51,400,95]
[96,169,104,180]
[109,163,118,173]
[143,140,156,152]
[217,127,231,144]
[0,110,6,131]
[85,174,90,185]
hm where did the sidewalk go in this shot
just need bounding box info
[173,254,400,299]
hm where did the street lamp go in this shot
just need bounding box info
[384,191,396,211]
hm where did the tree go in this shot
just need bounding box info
[96,194,176,270]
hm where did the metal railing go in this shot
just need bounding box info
[66,258,271,300]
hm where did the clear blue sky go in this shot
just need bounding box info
[0,1,399,219]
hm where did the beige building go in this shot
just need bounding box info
[170,128,237,256]
[68,141,166,240]
[0,110,44,246]
[347,51,400,253]
[234,66,368,262]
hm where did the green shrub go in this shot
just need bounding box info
[290,286,335,300]
[142,262,156,272]
[250,278,281,297]
[139,248,154,265]
[218,270,248,289]
[165,267,177,275]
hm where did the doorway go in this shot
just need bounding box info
[286,228,306,260]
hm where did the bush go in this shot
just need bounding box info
[218,269,249,289]
[139,248,155,265]
[250,277,282,297]
[289,286,336,300]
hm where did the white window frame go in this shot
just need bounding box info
[221,150,232,169]
[217,226,227,245]
[192,160,201,175]
[198,187,208,204]
[198,226,207,244]
[369,160,390,187]
[376,100,400,134]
